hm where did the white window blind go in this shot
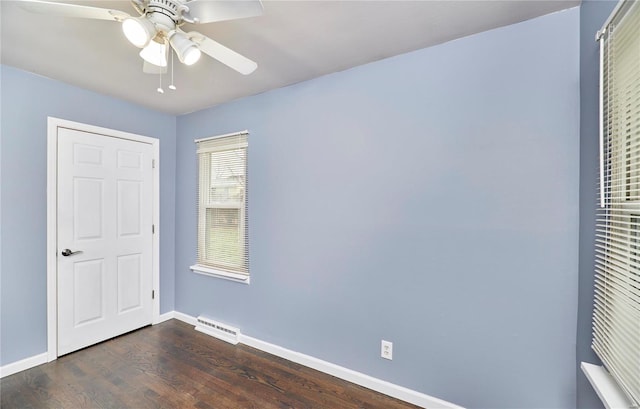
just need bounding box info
[594,0,640,406]
[194,132,249,278]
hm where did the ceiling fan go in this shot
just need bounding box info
[17,0,263,76]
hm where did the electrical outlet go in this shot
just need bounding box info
[381,340,393,360]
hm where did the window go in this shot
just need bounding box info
[190,131,249,283]
[592,0,640,405]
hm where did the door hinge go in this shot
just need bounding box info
[152,290,155,299]
[152,159,156,168]
[152,224,155,234]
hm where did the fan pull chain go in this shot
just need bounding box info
[169,50,177,91]
[157,71,164,94]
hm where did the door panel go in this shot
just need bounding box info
[117,254,142,313]
[73,259,105,326]
[57,127,153,356]
[74,178,104,240]
[73,143,103,166]
[117,150,142,169]
[117,180,142,236]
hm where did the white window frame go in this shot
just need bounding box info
[190,130,250,284]
[586,1,640,407]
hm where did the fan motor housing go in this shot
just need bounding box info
[141,0,186,28]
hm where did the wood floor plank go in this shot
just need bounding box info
[1,320,422,409]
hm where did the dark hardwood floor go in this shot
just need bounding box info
[1,319,422,408]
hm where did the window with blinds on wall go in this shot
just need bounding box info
[593,0,640,406]
[191,132,249,283]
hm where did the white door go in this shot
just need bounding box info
[57,127,154,356]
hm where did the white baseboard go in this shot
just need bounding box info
[173,311,197,326]
[156,311,176,324]
[173,311,463,409]
[0,352,48,379]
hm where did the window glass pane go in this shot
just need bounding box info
[205,208,244,268]
[209,149,246,204]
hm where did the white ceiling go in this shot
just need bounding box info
[1,0,579,115]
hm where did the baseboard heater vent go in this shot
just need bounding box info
[195,316,240,345]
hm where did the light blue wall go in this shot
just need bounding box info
[577,1,617,408]
[175,8,580,409]
[1,6,590,408]
[0,66,177,365]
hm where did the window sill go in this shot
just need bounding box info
[581,362,634,409]
[190,264,250,285]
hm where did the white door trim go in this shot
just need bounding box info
[46,117,160,362]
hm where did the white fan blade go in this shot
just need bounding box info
[189,32,257,75]
[17,0,130,21]
[143,61,167,74]
[183,0,263,24]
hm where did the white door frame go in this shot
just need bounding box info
[46,117,160,362]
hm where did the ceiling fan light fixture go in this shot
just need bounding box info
[122,17,156,48]
[182,47,201,66]
[139,39,168,67]
[169,31,202,66]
